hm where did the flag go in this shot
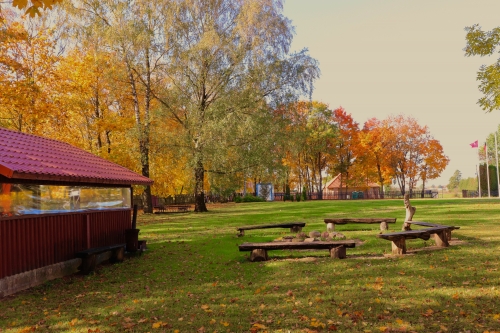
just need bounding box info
[470,140,478,148]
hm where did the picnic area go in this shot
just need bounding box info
[1,198,500,333]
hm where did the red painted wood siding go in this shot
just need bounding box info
[0,210,131,279]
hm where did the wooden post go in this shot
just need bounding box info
[433,231,449,247]
[250,249,268,262]
[402,193,416,231]
[391,238,406,255]
[330,246,346,259]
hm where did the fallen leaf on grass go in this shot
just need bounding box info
[152,321,164,329]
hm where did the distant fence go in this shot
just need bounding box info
[133,189,440,208]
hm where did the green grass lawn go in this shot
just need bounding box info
[1,199,500,333]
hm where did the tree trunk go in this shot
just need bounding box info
[194,159,208,212]
[318,152,323,200]
[402,193,416,231]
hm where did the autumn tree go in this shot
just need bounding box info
[420,138,449,197]
[329,107,360,197]
[385,115,448,196]
[150,0,319,212]
[359,117,394,197]
[67,0,173,213]
[448,170,462,190]
[0,10,61,134]
[464,24,500,112]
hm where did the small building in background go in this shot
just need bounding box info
[322,173,381,199]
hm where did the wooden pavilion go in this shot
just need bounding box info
[0,127,153,296]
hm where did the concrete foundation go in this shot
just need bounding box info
[0,259,82,298]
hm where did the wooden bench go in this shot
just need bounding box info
[324,218,397,231]
[154,205,191,213]
[75,244,125,275]
[239,240,359,261]
[377,224,458,255]
[236,222,306,237]
[406,221,460,241]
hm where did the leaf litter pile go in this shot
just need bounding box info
[1,199,500,332]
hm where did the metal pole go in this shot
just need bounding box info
[495,132,500,197]
[486,144,491,197]
[478,161,482,198]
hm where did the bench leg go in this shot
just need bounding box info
[326,222,335,232]
[391,238,406,255]
[81,254,97,275]
[290,226,302,233]
[110,246,125,263]
[433,231,449,247]
[237,230,244,237]
[250,249,269,262]
[330,246,346,259]
[380,222,388,231]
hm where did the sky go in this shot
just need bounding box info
[283,0,500,187]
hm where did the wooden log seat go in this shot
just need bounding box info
[376,225,458,255]
[324,218,397,231]
[236,222,306,237]
[238,240,358,261]
[154,205,191,213]
[75,244,125,275]
[405,221,460,242]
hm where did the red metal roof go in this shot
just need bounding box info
[0,127,153,186]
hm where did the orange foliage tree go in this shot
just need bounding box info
[359,117,396,196]
[0,10,61,134]
[329,107,360,196]
[384,115,448,195]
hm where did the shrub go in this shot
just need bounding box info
[235,194,265,203]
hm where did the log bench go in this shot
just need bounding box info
[75,243,125,275]
[238,240,358,261]
[376,224,458,255]
[406,221,460,241]
[324,218,397,231]
[154,205,191,213]
[236,222,306,237]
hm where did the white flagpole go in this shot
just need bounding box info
[496,132,500,197]
[478,149,482,198]
[486,143,491,197]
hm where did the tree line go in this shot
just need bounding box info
[0,1,449,212]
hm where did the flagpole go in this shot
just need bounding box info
[486,143,491,198]
[478,149,482,198]
[495,132,500,197]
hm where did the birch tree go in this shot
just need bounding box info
[154,0,319,211]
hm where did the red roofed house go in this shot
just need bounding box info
[322,173,381,199]
[0,127,153,296]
